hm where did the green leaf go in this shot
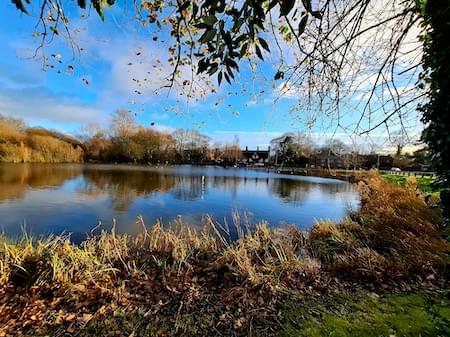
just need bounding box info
[258,37,270,52]
[279,25,289,34]
[224,72,231,84]
[311,11,322,19]
[225,58,239,70]
[239,43,248,58]
[93,0,105,21]
[227,67,235,80]
[298,15,308,35]
[197,59,208,74]
[235,34,247,44]
[179,1,191,11]
[199,28,217,43]
[91,0,114,20]
[232,18,244,32]
[223,31,233,50]
[216,1,225,13]
[280,0,295,17]
[203,15,217,26]
[193,23,210,29]
[192,3,199,18]
[274,70,284,80]
[255,45,264,60]
[218,71,223,85]
[11,0,29,14]
[208,63,219,75]
[226,8,239,18]
[302,0,312,13]
[50,26,59,35]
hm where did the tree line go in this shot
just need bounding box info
[270,133,431,171]
[0,111,430,171]
[0,111,241,165]
[0,114,84,163]
[81,109,242,165]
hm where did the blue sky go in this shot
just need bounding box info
[0,1,424,150]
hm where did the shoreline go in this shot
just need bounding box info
[0,173,448,336]
[2,161,435,184]
[0,161,360,184]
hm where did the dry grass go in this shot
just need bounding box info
[218,224,318,287]
[0,221,312,291]
[0,234,114,288]
[310,173,448,279]
[0,174,448,291]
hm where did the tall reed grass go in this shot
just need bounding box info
[1,175,447,291]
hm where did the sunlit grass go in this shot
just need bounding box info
[281,291,450,337]
[381,174,438,194]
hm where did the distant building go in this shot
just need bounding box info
[241,146,270,165]
[309,151,394,169]
[359,154,394,170]
[309,151,344,168]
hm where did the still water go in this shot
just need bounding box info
[0,164,359,239]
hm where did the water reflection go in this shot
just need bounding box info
[0,164,359,237]
[269,178,314,205]
[80,172,349,208]
[170,175,206,201]
[81,169,176,211]
[0,163,81,202]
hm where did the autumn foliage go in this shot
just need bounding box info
[310,174,447,279]
[0,116,84,163]
[0,111,246,166]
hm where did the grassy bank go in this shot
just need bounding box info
[282,290,449,337]
[381,174,437,194]
[29,290,447,337]
[0,173,448,336]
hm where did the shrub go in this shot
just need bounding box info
[28,135,84,163]
[0,115,84,163]
[310,174,449,279]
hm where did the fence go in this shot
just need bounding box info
[379,170,436,177]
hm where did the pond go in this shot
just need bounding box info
[0,163,359,240]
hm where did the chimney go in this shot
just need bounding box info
[268,146,270,153]
[257,146,259,151]
[245,146,248,151]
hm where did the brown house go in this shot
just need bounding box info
[241,146,270,165]
[309,151,344,168]
[310,151,394,169]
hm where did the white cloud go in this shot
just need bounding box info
[84,35,216,103]
[208,131,283,149]
[0,60,44,88]
[151,124,175,134]
[150,112,169,121]
[0,86,107,128]
[275,82,306,100]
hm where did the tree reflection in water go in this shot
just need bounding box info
[0,164,355,210]
[0,163,82,202]
[81,168,176,212]
[0,164,359,238]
